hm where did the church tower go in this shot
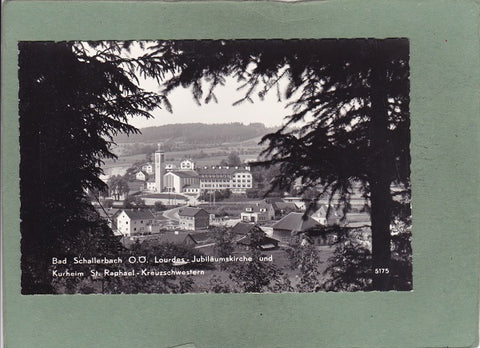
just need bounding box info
[155,143,164,192]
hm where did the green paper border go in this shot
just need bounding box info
[2,1,479,347]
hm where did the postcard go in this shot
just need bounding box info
[18,39,412,295]
[3,1,478,347]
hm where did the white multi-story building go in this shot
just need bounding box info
[116,209,158,236]
[197,166,252,193]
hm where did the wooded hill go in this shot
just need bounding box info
[114,122,276,144]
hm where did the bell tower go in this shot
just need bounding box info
[154,143,164,192]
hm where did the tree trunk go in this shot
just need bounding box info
[369,45,393,291]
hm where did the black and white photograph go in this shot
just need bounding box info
[19,39,412,294]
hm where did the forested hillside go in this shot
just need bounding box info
[114,122,275,144]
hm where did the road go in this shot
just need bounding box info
[162,206,183,223]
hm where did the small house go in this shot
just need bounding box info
[178,207,210,231]
[116,209,158,236]
[271,212,321,243]
[141,163,154,174]
[240,203,275,223]
[230,222,279,250]
[310,205,340,225]
[135,171,148,181]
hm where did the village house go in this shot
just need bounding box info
[262,198,299,218]
[271,212,321,244]
[240,203,275,223]
[310,205,341,225]
[116,209,158,236]
[145,177,156,191]
[178,207,210,231]
[230,222,279,250]
[282,196,308,210]
[141,163,154,174]
[300,226,339,246]
[180,159,195,170]
[135,171,148,181]
[184,231,215,246]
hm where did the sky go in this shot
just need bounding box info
[128,76,294,129]
[118,41,298,129]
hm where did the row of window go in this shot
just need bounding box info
[118,219,152,225]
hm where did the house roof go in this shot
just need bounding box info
[178,207,208,217]
[185,231,214,244]
[97,207,120,219]
[272,201,298,212]
[121,209,155,220]
[236,234,279,247]
[166,170,199,179]
[183,183,200,188]
[230,222,260,235]
[146,177,155,183]
[272,212,320,233]
[243,204,273,213]
[146,232,190,245]
[311,205,328,217]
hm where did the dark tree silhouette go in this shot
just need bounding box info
[18,41,170,293]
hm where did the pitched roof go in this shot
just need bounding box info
[311,205,328,217]
[178,207,207,217]
[147,232,189,245]
[272,201,298,212]
[185,231,214,244]
[166,170,199,179]
[272,212,320,233]
[121,209,155,220]
[236,234,279,248]
[243,203,273,213]
[230,222,260,235]
[97,208,120,219]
